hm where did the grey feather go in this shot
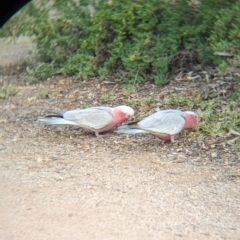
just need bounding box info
[38,106,114,130]
[116,109,185,135]
[44,109,68,117]
[37,117,78,125]
[116,126,147,134]
[63,107,113,129]
[137,110,185,135]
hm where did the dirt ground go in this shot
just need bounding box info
[0,37,240,240]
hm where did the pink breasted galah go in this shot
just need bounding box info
[116,109,197,142]
[37,105,134,136]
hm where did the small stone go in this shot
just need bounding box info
[211,152,218,158]
[51,156,58,161]
[36,157,43,163]
[212,175,218,181]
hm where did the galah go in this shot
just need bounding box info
[116,109,197,142]
[37,105,134,136]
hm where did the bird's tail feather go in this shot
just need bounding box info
[116,125,146,134]
[37,117,78,126]
[44,109,67,117]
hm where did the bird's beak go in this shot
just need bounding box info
[128,114,135,120]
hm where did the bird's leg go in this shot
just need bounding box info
[170,135,179,143]
[95,132,100,137]
[95,132,106,137]
[171,135,181,143]
[170,135,175,142]
[95,131,111,137]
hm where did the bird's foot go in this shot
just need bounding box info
[95,132,106,137]
[95,132,101,137]
[170,136,181,143]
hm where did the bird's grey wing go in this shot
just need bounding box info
[155,109,183,115]
[63,107,113,129]
[138,111,185,135]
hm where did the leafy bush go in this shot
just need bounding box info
[0,84,18,98]
[26,62,55,83]
[165,92,240,136]
[1,0,240,83]
[208,1,240,73]
[63,53,96,78]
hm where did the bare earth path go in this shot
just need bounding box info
[0,37,239,240]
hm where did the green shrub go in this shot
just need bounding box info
[63,53,96,79]
[1,0,240,83]
[208,1,240,73]
[0,84,18,98]
[26,62,55,83]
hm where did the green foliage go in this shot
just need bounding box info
[165,92,240,136]
[231,79,240,101]
[35,88,56,99]
[101,93,112,103]
[26,62,55,83]
[125,98,138,107]
[0,3,33,37]
[124,84,136,93]
[198,100,239,136]
[208,1,240,73]
[0,84,18,98]
[141,96,156,106]
[63,53,96,79]
[1,0,240,83]
[209,2,240,55]
[165,94,200,109]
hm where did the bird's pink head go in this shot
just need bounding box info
[109,105,134,129]
[114,105,135,120]
[183,111,197,129]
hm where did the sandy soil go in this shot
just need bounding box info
[0,37,239,240]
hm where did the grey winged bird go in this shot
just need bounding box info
[116,109,197,142]
[37,105,134,136]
